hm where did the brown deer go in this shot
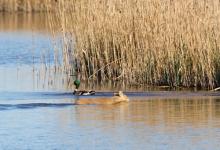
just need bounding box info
[75,91,129,105]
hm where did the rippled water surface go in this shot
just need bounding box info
[1,13,220,150]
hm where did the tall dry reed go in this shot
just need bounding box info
[0,0,56,12]
[48,0,220,88]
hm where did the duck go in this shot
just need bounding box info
[75,91,129,105]
[72,79,95,95]
[73,89,95,96]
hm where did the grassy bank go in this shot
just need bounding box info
[50,0,220,88]
[0,0,55,12]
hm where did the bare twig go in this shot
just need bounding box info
[212,87,220,91]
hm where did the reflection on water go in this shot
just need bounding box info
[1,13,220,149]
[0,13,48,31]
[75,98,220,128]
[74,99,220,149]
[1,97,220,149]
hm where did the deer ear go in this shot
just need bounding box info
[118,91,123,96]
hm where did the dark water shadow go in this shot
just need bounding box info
[2,91,220,100]
[0,92,76,100]
[69,91,220,99]
[0,103,75,111]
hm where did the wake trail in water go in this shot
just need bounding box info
[0,103,76,111]
[1,91,220,100]
[0,91,220,111]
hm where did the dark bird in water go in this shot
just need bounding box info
[73,79,95,95]
[73,89,96,96]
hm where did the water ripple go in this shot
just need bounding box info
[0,103,75,111]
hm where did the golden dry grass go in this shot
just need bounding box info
[48,0,220,88]
[0,0,56,12]
[4,0,219,88]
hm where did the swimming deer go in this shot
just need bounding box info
[75,91,129,105]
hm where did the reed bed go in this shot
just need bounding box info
[0,0,55,12]
[48,0,220,88]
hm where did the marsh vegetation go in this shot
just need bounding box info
[3,0,220,89]
[0,0,53,12]
[46,0,220,89]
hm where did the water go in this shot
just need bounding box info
[0,32,53,65]
[1,13,220,150]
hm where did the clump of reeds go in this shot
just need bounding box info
[49,0,220,88]
[0,0,56,12]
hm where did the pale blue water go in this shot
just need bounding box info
[0,32,53,66]
[1,15,220,150]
